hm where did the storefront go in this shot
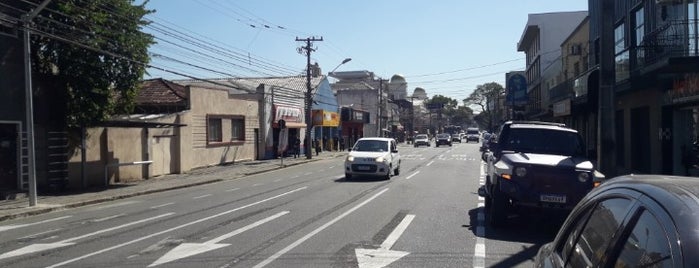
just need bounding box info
[312,109,340,151]
[340,107,369,149]
[664,73,699,176]
[272,105,304,158]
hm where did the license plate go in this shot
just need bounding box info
[356,165,371,170]
[540,194,567,203]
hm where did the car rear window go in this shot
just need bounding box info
[416,135,428,139]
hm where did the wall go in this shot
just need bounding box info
[615,88,662,174]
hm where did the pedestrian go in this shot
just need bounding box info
[339,136,345,151]
[293,135,301,158]
[314,138,321,156]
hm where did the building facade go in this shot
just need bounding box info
[518,11,589,121]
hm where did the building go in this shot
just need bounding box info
[589,0,699,176]
[68,78,260,187]
[517,11,589,121]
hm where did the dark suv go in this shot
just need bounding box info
[479,121,604,228]
[435,133,452,147]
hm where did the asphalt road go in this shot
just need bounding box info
[0,141,563,268]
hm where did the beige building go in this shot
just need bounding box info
[67,78,260,187]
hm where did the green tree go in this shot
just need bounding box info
[464,82,504,132]
[32,0,154,128]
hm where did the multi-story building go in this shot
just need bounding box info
[517,11,589,121]
[589,0,699,176]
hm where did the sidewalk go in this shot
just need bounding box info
[0,151,347,222]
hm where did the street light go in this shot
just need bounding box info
[329,58,352,75]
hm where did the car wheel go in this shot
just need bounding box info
[487,183,508,228]
[394,164,400,176]
[345,173,352,180]
[385,165,392,180]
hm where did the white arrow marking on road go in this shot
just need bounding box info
[0,215,72,232]
[47,187,306,268]
[0,213,173,260]
[149,211,289,267]
[355,214,415,268]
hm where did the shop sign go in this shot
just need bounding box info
[669,73,699,104]
[312,110,340,127]
[553,99,571,117]
[274,105,302,122]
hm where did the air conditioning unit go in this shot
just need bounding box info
[656,0,683,5]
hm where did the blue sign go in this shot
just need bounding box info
[506,73,528,105]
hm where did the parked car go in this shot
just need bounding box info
[413,134,430,147]
[465,127,480,143]
[435,133,452,147]
[479,121,603,227]
[534,174,699,268]
[345,137,401,180]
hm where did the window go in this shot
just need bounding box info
[635,8,645,63]
[207,117,222,142]
[615,24,630,82]
[564,198,633,267]
[232,118,245,141]
[614,210,674,268]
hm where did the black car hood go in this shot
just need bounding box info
[501,152,594,170]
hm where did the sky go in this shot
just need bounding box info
[141,0,589,102]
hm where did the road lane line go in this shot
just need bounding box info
[0,216,72,232]
[405,171,420,180]
[0,213,174,260]
[225,188,240,192]
[252,188,390,268]
[474,167,487,268]
[303,172,313,176]
[426,160,434,167]
[46,187,308,268]
[380,214,415,250]
[18,228,62,239]
[193,194,212,199]
[93,213,125,222]
[150,203,175,209]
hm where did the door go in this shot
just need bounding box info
[0,123,19,190]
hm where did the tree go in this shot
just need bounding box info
[32,0,154,129]
[464,82,505,132]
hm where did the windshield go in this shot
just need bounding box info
[467,130,479,135]
[501,129,585,156]
[352,140,389,152]
[437,134,450,139]
[416,134,428,139]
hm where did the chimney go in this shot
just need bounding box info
[311,62,321,77]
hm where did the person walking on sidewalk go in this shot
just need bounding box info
[314,138,321,156]
[293,135,301,158]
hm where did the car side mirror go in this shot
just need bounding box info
[348,148,352,152]
[392,149,398,153]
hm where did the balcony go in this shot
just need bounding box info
[549,79,573,103]
[637,19,699,74]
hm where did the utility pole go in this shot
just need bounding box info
[20,0,52,207]
[296,37,322,159]
[598,0,616,176]
[377,79,385,137]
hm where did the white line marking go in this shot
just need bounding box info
[252,183,264,187]
[150,202,175,209]
[46,187,307,268]
[273,178,282,182]
[193,194,212,199]
[93,213,125,222]
[426,160,434,167]
[380,214,415,250]
[328,165,336,169]
[474,169,487,268]
[252,188,390,268]
[405,171,420,180]
[0,216,72,232]
[18,228,63,239]
[0,213,173,261]
[303,172,313,176]
[89,201,138,211]
[225,188,240,192]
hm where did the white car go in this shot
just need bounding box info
[345,137,401,180]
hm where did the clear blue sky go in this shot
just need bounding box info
[142,0,588,102]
